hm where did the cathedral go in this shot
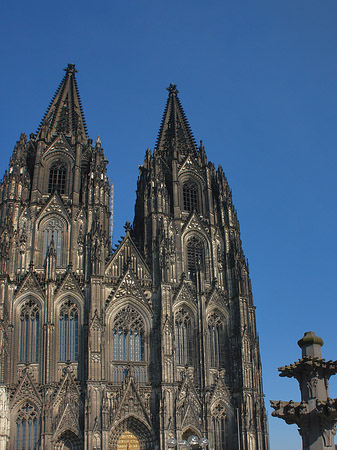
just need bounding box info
[0,64,269,450]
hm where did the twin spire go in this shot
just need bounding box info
[36,64,88,142]
[156,83,197,156]
[36,65,197,157]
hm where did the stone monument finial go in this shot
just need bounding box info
[271,331,337,450]
[298,331,324,358]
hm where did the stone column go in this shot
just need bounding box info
[0,386,9,450]
[271,331,337,450]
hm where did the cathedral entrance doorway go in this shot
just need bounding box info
[54,430,82,450]
[117,430,141,450]
[109,416,153,450]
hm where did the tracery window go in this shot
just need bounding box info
[208,312,225,368]
[175,308,193,365]
[19,300,39,363]
[112,306,145,362]
[112,306,146,384]
[183,180,199,212]
[187,236,204,281]
[15,402,39,450]
[48,160,67,194]
[42,218,63,267]
[212,403,227,450]
[59,300,79,362]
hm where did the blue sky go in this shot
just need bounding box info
[2,1,337,448]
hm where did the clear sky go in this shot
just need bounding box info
[1,1,337,448]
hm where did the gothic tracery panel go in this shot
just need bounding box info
[48,160,67,194]
[59,299,79,362]
[19,299,40,363]
[42,217,65,267]
[186,236,204,282]
[208,312,225,368]
[15,402,39,450]
[174,308,193,366]
[183,180,199,212]
[111,306,146,384]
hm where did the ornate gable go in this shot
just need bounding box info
[106,231,151,285]
[53,368,81,411]
[179,155,202,176]
[182,212,208,235]
[10,370,42,409]
[106,268,152,313]
[207,286,228,311]
[54,403,80,437]
[177,373,201,428]
[173,280,195,307]
[42,135,75,161]
[210,374,232,408]
[74,207,87,222]
[112,377,151,427]
[55,271,84,298]
[15,270,44,298]
[36,192,71,223]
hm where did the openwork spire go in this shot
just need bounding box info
[36,64,88,141]
[155,84,197,156]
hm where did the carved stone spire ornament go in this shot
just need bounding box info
[271,332,337,450]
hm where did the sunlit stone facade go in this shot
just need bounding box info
[0,66,269,450]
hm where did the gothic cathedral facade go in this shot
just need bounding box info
[0,65,269,450]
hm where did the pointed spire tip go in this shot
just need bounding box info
[64,63,78,74]
[167,83,179,95]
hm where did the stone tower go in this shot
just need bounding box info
[0,68,269,450]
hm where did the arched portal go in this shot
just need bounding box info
[109,416,154,450]
[54,430,82,450]
[117,430,140,450]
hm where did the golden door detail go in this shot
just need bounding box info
[117,431,140,450]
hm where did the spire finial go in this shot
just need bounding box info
[64,63,78,74]
[166,83,179,96]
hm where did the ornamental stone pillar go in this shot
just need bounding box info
[271,331,337,450]
[0,385,9,450]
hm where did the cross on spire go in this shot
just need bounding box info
[166,83,179,95]
[64,63,78,74]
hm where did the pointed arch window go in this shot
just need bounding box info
[187,236,204,281]
[15,402,39,450]
[42,218,63,267]
[59,300,79,362]
[208,312,225,368]
[212,403,227,450]
[112,306,145,362]
[174,308,193,365]
[48,160,67,194]
[183,180,199,212]
[19,300,39,363]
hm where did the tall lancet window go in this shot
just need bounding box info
[59,300,79,362]
[48,160,67,194]
[212,403,227,450]
[112,306,145,362]
[15,402,39,450]
[112,306,146,384]
[175,307,193,365]
[183,180,199,212]
[19,299,39,363]
[43,218,63,267]
[208,312,225,368]
[187,236,204,281]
